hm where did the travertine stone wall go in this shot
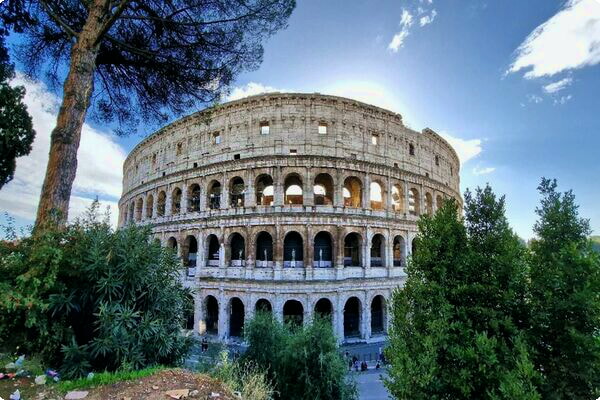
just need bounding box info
[118,93,461,344]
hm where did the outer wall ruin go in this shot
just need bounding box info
[118,93,461,343]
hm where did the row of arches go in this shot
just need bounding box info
[199,294,387,339]
[166,230,415,268]
[123,172,447,223]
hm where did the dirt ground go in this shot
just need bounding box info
[0,369,236,400]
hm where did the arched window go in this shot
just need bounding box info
[229,233,245,266]
[229,298,244,337]
[283,300,304,328]
[188,184,201,212]
[392,184,404,212]
[343,177,362,208]
[166,237,178,252]
[183,236,198,274]
[230,177,245,207]
[344,297,361,338]
[204,296,219,335]
[255,299,272,313]
[171,188,182,214]
[344,233,362,267]
[146,194,154,218]
[409,188,420,216]
[314,173,334,205]
[370,234,385,267]
[135,198,143,221]
[256,174,274,206]
[128,202,134,222]
[409,143,415,156]
[436,195,444,211]
[393,236,405,266]
[314,231,333,268]
[314,298,333,319]
[284,174,303,205]
[370,181,383,210]
[256,231,273,267]
[283,231,303,268]
[425,192,433,215]
[206,234,220,266]
[157,191,166,216]
[207,181,221,209]
[371,295,386,334]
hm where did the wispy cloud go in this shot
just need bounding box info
[543,77,573,93]
[527,94,544,104]
[226,82,287,101]
[438,131,483,165]
[554,94,573,105]
[507,0,600,78]
[473,165,496,176]
[388,4,437,52]
[0,75,125,227]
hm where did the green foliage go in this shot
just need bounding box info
[243,312,356,400]
[0,202,190,378]
[385,191,539,400]
[0,30,35,189]
[211,351,274,400]
[590,236,600,253]
[527,178,600,399]
[56,365,167,393]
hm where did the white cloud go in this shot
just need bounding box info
[527,94,544,103]
[438,131,483,165]
[508,0,600,78]
[554,94,573,105]
[543,77,573,93]
[420,10,437,27]
[388,9,414,52]
[473,165,496,175]
[0,75,125,227]
[226,82,287,101]
[400,9,414,27]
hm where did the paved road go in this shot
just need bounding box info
[353,369,390,400]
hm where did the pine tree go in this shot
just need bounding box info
[385,188,539,399]
[528,178,600,399]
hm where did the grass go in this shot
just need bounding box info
[56,365,167,393]
[0,352,45,376]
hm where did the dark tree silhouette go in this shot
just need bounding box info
[0,29,35,189]
[1,0,295,229]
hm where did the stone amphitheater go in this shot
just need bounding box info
[118,92,461,344]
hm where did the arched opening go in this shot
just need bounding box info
[283,231,303,268]
[207,181,222,209]
[284,174,303,205]
[157,191,166,216]
[229,298,244,338]
[183,293,194,330]
[370,181,383,210]
[166,237,178,252]
[371,295,386,335]
[425,192,433,215]
[343,177,362,208]
[370,234,385,267]
[393,236,405,266]
[230,177,245,208]
[412,238,419,256]
[183,235,198,273]
[436,195,444,211]
[255,299,272,313]
[314,173,334,205]
[206,234,220,266]
[344,297,361,338]
[229,233,245,266]
[146,195,154,218]
[204,295,219,335]
[128,202,134,222]
[122,207,128,224]
[314,231,333,268]
[409,188,420,216]
[135,198,143,221]
[392,184,404,212]
[171,188,182,214]
[256,174,274,205]
[344,233,362,267]
[314,298,333,320]
[188,184,201,212]
[283,300,304,328]
[256,231,273,267]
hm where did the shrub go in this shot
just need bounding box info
[0,203,190,378]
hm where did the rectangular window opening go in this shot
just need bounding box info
[213,132,221,145]
[371,134,379,145]
[260,121,270,135]
[289,149,298,155]
[234,154,241,160]
[318,123,327,135]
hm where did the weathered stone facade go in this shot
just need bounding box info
[118,93,461,343]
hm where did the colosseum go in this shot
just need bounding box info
[118,93,461,344]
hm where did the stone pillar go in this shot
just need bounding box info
[199,178,207,211]
[420,183,425,216]
[364,227,371,269]
[363,295,371,341]
[362,173,370,209]
[218,293,228,341]
[335,170,344,207]
[306,225,313,275]
[386,232,393,275]
[274,296,284,323]
[274,167,284,206]
[336,294,344,343]
[152,190,158,219]
[303,167,313,206]
[245,168,255,207]
[194,293,202,335]
[304,298,312,327]
[181,182,188,214]
[221,172,228,209]
[404,181,410,215]
[166,187,172,216]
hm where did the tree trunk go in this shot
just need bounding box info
[34,1,108,231]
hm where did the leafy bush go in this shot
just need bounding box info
[243,312,356,400]
[211,351,274,400]
[0,203,190,378]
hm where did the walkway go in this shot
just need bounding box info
[353,368,390,400]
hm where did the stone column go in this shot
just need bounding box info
[306,225,313,276]
[362,173,370,209]
[274,167,284,206]
[152,190,158,219]
[386,232,393,275]
[404,181,410,215]
[363,294,371,341]
[335,170,344,207]
[166,187,173,216]
[364,227,371,269]
[181,182,188,214]
[194,293,202,335]
[303,167,313,206]
[420,183,425,216]
[245,168,255,207]
[335,294,344,343]
[221,172,228,209]
[218,293,228,341]
[199,178,207,211]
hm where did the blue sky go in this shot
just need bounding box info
[1,0,599,240]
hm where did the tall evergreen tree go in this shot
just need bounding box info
[385,189,539,400]
[528,178,600,399]
[0,29,35,189]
